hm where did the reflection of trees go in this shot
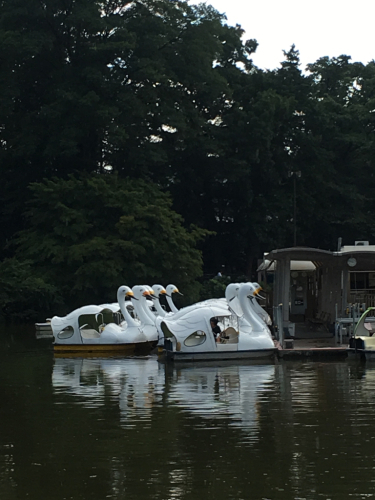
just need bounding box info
[254,361,375,499]
[5,338,375,500]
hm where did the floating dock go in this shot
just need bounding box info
[275,328,348,359]
[276,342,347,359]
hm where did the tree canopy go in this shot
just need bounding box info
[1,0,375,319]
[0,174,208,318]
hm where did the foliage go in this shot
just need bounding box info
[1,0,375,320]
[0,174,209,318]
[199,275,232,301]
[0,258,60,320]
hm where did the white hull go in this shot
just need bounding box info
[54,340,157,355]
[163,347,277,362]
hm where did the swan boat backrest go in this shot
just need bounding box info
[160,304,234,352]
[52,306,115,344]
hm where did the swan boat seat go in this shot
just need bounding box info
[78,309,113,339]
[219,327,239,344]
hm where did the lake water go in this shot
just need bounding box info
[0,326,374,500]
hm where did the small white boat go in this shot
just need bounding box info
[347,307,375,361]
[159,283,276,362]
[35,321,53,339]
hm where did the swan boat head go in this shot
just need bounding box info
[247,282,272,326]
[131,286,158,339]
[165,284,181,313]
[151,284,168,317]
[238,283,272,334]
[225,283,243,316]
[166,284,181,297]
[152,284,167,298]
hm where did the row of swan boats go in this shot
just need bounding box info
[50,282,277,361]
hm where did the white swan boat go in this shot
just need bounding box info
[347,307,375,360]
[159,283,276,361]
[51,286,156,354]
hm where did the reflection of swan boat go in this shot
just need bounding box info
[160,283,276,361]
[164,363,275,430]
[52,356,165,421]
[52,356,274,433]
[347,307,375,360]
[51,286,156,354]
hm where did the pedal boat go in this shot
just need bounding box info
[347,307,375,361]
[51,287,156,354]
[159,283,276,362]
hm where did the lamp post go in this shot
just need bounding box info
[288,170,301,246]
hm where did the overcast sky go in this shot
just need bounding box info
[202,0,375,71]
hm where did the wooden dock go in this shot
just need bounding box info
[275,335,348,359]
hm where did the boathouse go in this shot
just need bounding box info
[257,241,375,337]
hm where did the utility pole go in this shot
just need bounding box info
[288,171,301,246]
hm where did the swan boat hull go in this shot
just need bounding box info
[51,303,157,355]
[53,341,157,355]
[347,337,375,361]
[346,348,373,361]
[162,346,277,362]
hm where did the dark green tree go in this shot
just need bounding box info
[3,0,375,301]
[299,55,375,247]
[0,174,209,319]
[0,0,255,252]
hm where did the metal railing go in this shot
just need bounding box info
[349,290,375,307]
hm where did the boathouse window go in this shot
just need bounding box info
[57,326,74,340]
[350,272,369,290]
[184,330,206,347]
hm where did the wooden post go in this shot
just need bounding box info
[341,268,349,317]
[281,258,291,325]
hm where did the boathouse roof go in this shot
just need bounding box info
[261,244,375,271]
